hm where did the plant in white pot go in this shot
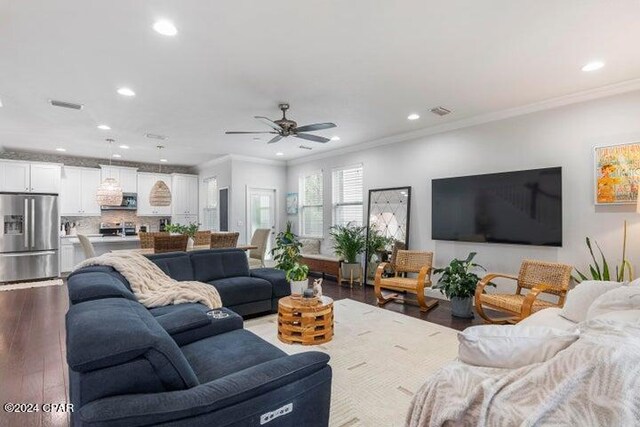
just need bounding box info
[330,222,366,282]
[286,262,310,296]
[164,222,200,249]
[433,252,493,318]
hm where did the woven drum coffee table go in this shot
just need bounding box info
[277,296,334,345]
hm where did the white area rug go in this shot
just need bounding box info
[245,298,460,427]
[0,278,64,291]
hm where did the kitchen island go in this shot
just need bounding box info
[60,235,141,273]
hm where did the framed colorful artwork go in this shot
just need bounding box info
[594,142,640,205]
[286,192,299,215]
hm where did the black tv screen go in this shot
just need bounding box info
[432,167,562,246]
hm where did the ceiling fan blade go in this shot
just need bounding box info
[255,116,282,131]
[225,131,277,134]
[267,135,283,144]
[293,122,337,133]
[294,133,330,143]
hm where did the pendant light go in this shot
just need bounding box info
[149,145,172,206]
[95,138,123,206]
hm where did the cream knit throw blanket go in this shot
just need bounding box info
[76,252,222,309]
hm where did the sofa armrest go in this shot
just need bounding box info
[155,307,243,346]
[67,272,136,305]
[77,352,331,427]
[251,268,291,298]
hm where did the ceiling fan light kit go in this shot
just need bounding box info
[226,103,337,145]
[149,145,172,207]
[96,138,124,206]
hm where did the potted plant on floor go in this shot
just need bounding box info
[286,262,310,296]
[365,226,393,279]
[271,221,306,293]
[433,252,491,318]
[330,222,366,283]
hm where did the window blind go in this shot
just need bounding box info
[300,171,323,237]
[202,177,219,231]
[332,165,363,226]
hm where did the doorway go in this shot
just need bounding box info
[247,187,276,257]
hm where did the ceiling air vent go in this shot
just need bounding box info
[49,99,83,110]
[145,133,168,140]
[298,145,313,150]
[430,106,452,116]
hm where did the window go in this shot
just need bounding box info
[299,171,323,237]
[202,177,218,230]
[332,164,363,226]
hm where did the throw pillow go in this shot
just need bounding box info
[586,286,640,320]
[458,325,579,369]
[560,280,621,323]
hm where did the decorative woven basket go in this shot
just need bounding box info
[149,180,172,206]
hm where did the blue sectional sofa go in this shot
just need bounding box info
[66,248,332,426]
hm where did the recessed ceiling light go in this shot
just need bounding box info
[153,20,178,36]
[330,136,340,141]
[407,113,420,120]
[582,61,605,72]
[112,153,122,158]
[97,124,111,130]
[160,158,168,163]
[276,152,284,156]
[55,148,66,152]
[119,145,129,149]
[117,87,135,97]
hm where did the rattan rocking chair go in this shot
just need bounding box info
[374,250,439,312]
[475,259,572,324]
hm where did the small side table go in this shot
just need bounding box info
[277,296,334,345]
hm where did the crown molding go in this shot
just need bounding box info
[287,78,640,166]
[228,154,286,167]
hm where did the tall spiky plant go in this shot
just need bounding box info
[574,223,632,283]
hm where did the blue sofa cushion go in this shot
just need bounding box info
[251,268,291,298]
[147,253,194,282]
[66,298,199,390]
[210,277,272,307]
[190,249,250,282]
[180,329,287,383]
[154,305,243,346]
[67,272,136,304]
[69,266,132,291]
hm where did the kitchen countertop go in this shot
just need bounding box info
[61,235,141,243]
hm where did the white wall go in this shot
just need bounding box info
[197,155,287,244]
[286,90,640,291]
[230,158,287,244]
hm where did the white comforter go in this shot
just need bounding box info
[407,319,640,427]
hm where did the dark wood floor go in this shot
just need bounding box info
[0,279,484,427]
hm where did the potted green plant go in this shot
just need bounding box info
[433,252,491,318]
[271,221,302,272]
[286,262,310,295]
[165,222,200,249]
[365,227,393,278]
[330,222,366,281]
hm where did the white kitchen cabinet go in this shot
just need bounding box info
[171,214,198,226]
[60,240,76,273]
[0,161,30,192]
[100,165,138,193]
[61,166,101,216]
[137,172,172,216]
[30,163,62,193]
[171,174,199,216]
[0,161,61,193]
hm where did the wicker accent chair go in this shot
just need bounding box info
[193,231,212,247]
[210,232,240,249]
[248,228,271,268]
[475,259,573,324]
[374,250,438,312]
[139,232,169,249]
[153,235,189,254]
[384,240,407,276]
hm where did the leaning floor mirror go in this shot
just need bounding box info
[364,186,411,284]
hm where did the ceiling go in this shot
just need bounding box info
[1,0,639,166]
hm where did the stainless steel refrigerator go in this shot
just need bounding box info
[0,193,59,282]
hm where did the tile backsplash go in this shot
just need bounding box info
[62,212,170,234]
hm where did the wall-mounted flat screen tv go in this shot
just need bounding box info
[432,167,562,247]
